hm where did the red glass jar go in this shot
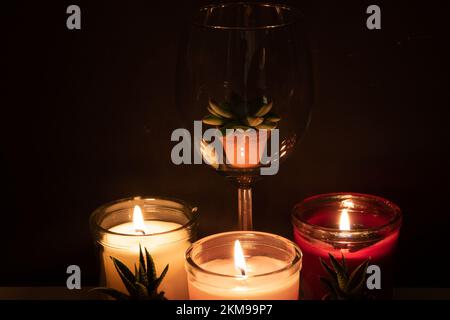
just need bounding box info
[292,193,402,300]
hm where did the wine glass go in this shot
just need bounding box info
[176,3,313,230]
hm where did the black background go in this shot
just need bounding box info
[3,0,449,288]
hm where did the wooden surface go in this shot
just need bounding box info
[0,287,449,300]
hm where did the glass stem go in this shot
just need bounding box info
[238,187,253,230]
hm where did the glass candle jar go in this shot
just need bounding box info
[90,196,198,300]
[185,231,302,300]
[291,193,402,300]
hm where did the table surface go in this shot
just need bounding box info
[0,287,449,300]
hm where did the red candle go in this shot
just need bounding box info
[292,193,402,300]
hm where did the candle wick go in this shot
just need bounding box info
[239,268,246,276]
[135,229,146,235]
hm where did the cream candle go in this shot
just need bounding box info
[90,197,198,300]
[185,231,302,300]
[103,213,190,299]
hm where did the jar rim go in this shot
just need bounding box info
[291,192,402,242]
[191,2,303,31]
[185,231,302,279]
[90,196,198,238]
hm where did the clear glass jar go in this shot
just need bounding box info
[185,231,302,300]
[291,193,402,300]
[90,196,198,300]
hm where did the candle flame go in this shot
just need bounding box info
[339,209,351,231]
[133,205,147,235]
[234,240,247,276]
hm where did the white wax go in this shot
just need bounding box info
[101,220,190,300]
[201,256,284,275]
[188,256,300,300]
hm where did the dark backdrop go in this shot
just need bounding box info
[3,0,449,287]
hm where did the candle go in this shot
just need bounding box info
[291,193,402,300]
[90,196,198,300]
[185,231,302,300]
[221,129,268,168]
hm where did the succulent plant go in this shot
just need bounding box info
[91,245,168,300]
[319,253,372,300]
[202,93,281,132]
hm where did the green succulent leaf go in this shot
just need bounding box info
[320,275,346,300]
[93,247,168,300]
[245,116,265,127]
[254,101,273,117]
[149,264,169,293]
[111,257,135,283]
[209,99,233,119]
[319,254,372,300]
[134,265,140,283]
[111,257,138,296]
[203,93,280,130]
[207,105,222,118]
[341,253,348,275]
[347,259,370,294]
[328,254,348,291]
[138,264,147,287]
[203,115,227,126]
[134,282,150,300]
[138,245,148,286]
[264,111,281,122]
[219,121,251,137]
[256,120,277,130]
[320,257,337,281]
[144,248,157,283]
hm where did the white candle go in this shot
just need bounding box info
[186,233,302,300]
[189,256,299,300]
[221,129,268,168]
[100,206,192,300]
